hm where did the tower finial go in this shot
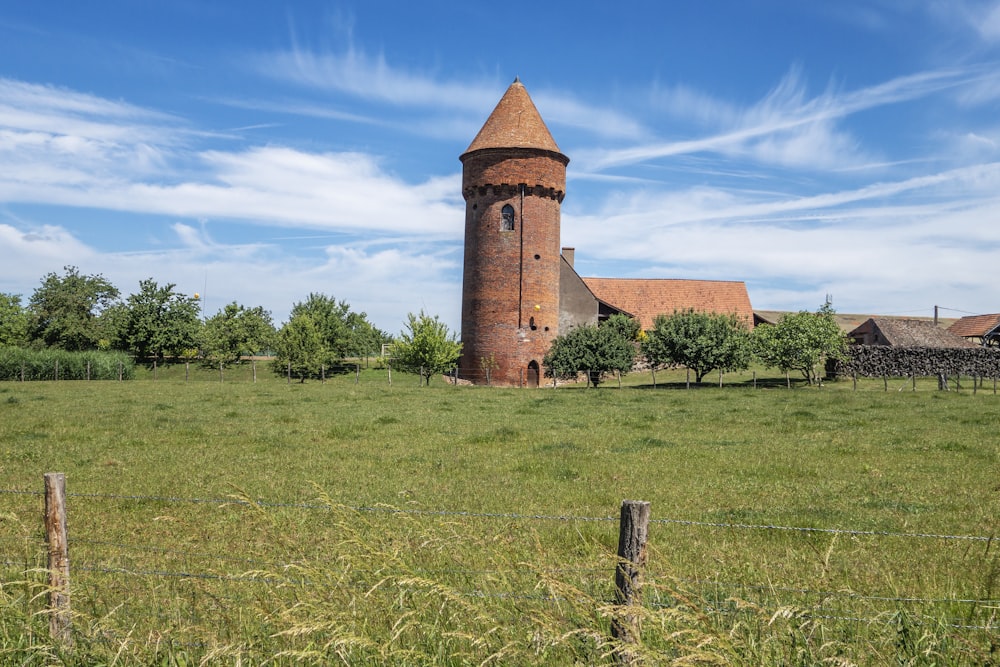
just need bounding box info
[513,75,520,84]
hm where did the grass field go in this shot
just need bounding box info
[1,363,998,665]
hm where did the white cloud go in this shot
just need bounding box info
[562,160,1000,314]
[256,46,498,112]
[580,66,969,172]
[0,78,179,144]
[967,0,1000,42]
[0,122,464,237]
[0,219,460,331]
[253,45,643,141]
[648,82,739,127]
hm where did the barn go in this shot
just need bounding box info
[847,318,977,349]
[947,313,1000,347]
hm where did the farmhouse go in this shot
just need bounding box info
[559,248,753,330]
[459,79,754,386]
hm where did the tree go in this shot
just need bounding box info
[753,303,847,385]
[116,279,201,359]
[345,311,391,365]
[543,320,636,388]
[200,302,275,365]
[274,313,326,382]
[0,293,29,347]
[391,311,462,386]
[289,293,352,361]
[642,309,752,383]
[602,313,641,345]
[28,266,120,350]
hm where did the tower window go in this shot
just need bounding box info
[501,204,515,231]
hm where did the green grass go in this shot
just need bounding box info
[1,364,998,664]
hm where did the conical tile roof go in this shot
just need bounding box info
[463,78,563,156]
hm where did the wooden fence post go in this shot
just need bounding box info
[356,363,360,384]
[44,472,72,647]
[611,499,650,664]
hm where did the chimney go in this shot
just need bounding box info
[561,247,575,268]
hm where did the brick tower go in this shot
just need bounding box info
[459,78,569,386]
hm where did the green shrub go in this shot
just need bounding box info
[0,347,135,381]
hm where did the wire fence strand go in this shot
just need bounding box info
[2,486,993,542]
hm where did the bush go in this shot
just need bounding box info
[0,347,135,381]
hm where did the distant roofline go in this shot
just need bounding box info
[583,277,748,285]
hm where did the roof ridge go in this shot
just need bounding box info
[583,277,747,284]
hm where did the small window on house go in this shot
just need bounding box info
[501,204,515,231]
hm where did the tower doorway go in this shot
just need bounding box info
[527,360,540,388]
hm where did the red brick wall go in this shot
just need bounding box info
[460,147,567,385]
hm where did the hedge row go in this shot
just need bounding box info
[835,346,1000,378]
[0,348,136,381]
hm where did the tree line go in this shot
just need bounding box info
[0,266,396,380]
[1,266,849,386]
[544,304,846,387]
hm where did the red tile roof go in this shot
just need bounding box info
[947,313,1000,338]
[581,277,754,330]
[462,78,563,156]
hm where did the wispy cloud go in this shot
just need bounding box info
[0,76,463,238]
[255,46,498,112]
[982,2,1000,41]
[563,158,1000,315]
[950,0,1000,43]
[0,78,179,140]
[580,66,972,172]
[251,44,643,140]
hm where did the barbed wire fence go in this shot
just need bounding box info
[1,479,997,656]
[6,354,1000,394]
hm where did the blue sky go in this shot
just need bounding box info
[2,1,1000,333]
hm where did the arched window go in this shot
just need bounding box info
[501,204,515,231]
